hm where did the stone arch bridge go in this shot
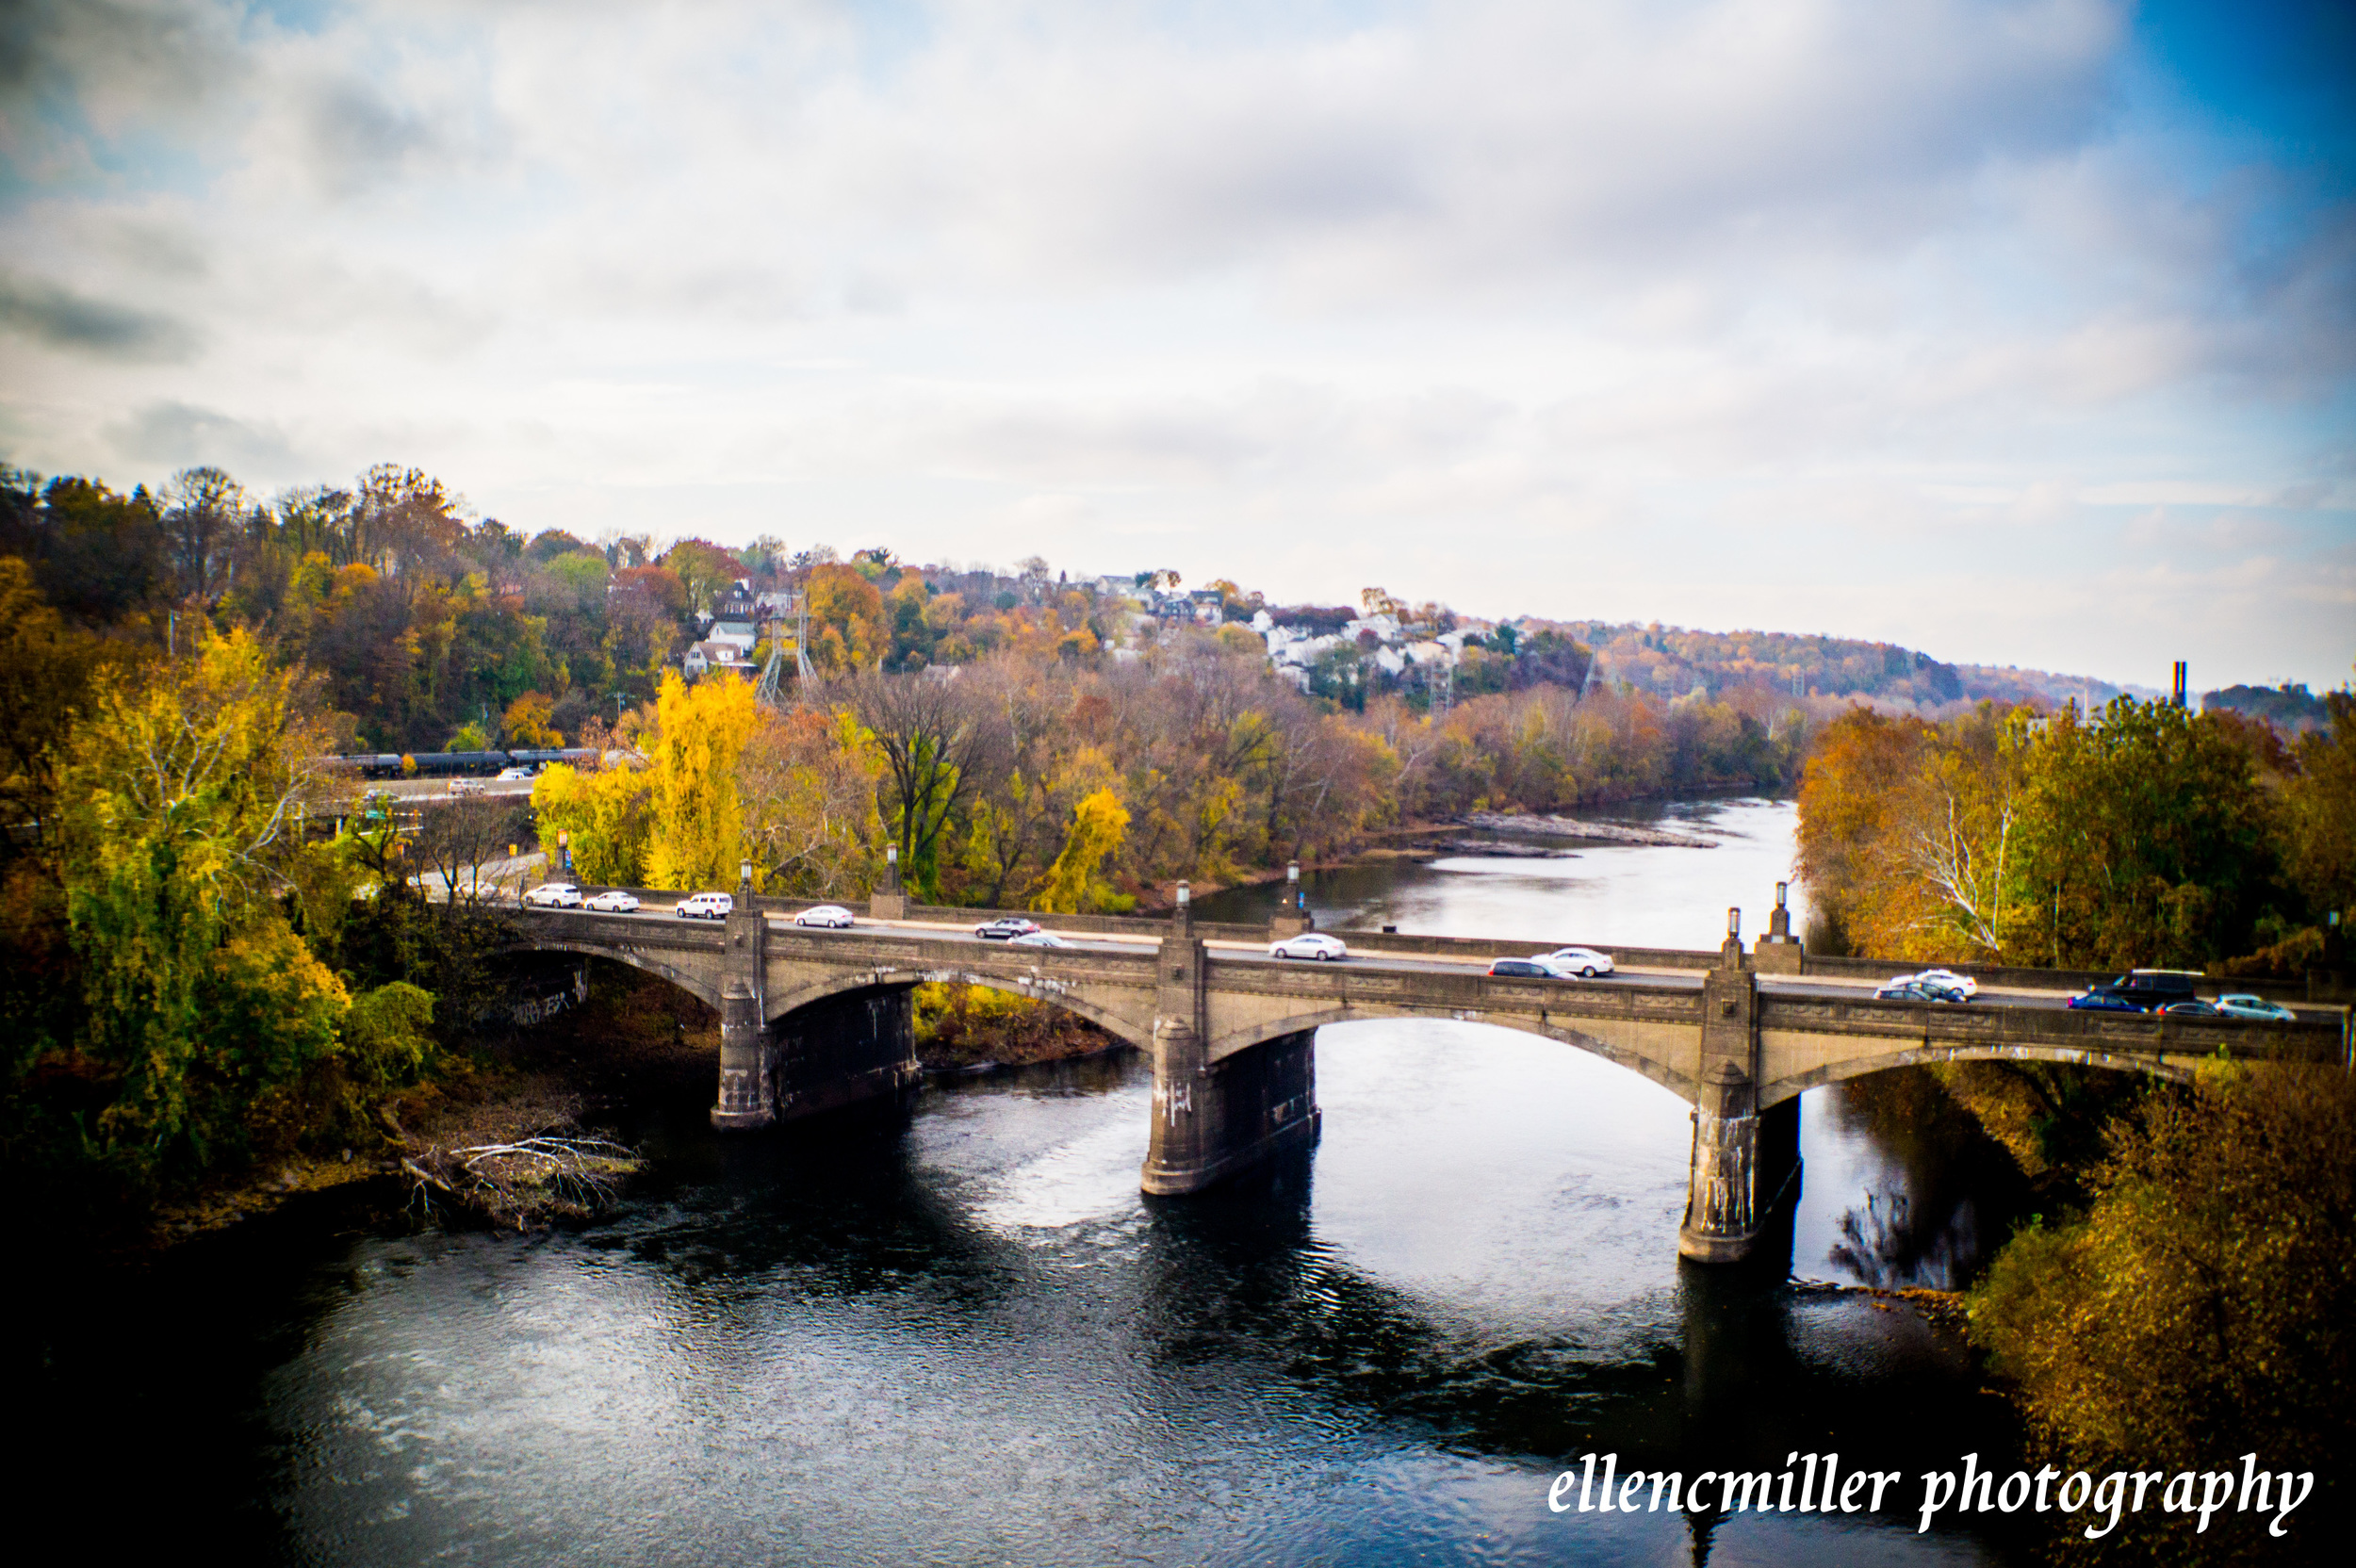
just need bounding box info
[508,891,2343,1264]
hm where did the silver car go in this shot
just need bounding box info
[1270,932,1348,961]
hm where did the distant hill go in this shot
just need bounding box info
[2202,682,2331,730]
[1537,620,2149,710]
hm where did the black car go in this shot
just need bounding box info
[1873,979,1971,1004]
[2091,969,2201,1007]
[974,917,1043,940]
[2067,990,2144,1012]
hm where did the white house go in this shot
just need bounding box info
[683,640,750,678]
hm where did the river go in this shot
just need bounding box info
[24,797,2037,1565]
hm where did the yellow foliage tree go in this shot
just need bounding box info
[503,691,562,748]
[643,671,761,890]
[1034,788,1129,913]
[532,761,657,885]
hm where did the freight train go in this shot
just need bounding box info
[330,748,601,779]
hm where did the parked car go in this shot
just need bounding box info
[794,905,856,928]
[1543,946,1614,978]
[1270,932,1349,961]
[523,882,582,909]
[1488,956,1566,978]
[2091,969,2201,1007]
[1873,978,1970,1003]
[975,917,1043,940]
[1009,930,1074,948]
[2157,999,2219,1017]
[2216,993,2296,1021]
[2067,989,2144,1012]
[676,891,734,920]
[584,890,640,913]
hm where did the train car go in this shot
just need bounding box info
[414,750,511,776]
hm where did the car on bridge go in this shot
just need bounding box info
[584,890,640,913]
[1873,977,1972,1003]
[2067,989,2145,1012]
[2091,969,2201,1008]
[524,882,583,909]
[1542,946,1614,978]
[1010,930,1074,948]
[975,917,1043,940]
[1270,932,1349,961]
[676,891,734,920]
[1488,956,1572,979]
[2217,993,2296,1021]
[794,905,856,928]
[1896,968,1977,998]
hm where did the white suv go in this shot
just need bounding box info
[675,891,734,920]
[524,882,582,908]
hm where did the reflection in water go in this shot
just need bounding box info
[21,797,2038,1566]
[1803,1069,2032,1292]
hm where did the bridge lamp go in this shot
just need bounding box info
[1726,906,1740,939]
[1775,881,1788,909]
[1287,861,1300,884]
[739,858,751,890]
[1176,881,1190,907]
[886,843,898,866]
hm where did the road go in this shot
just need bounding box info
[503,899,2197,1017]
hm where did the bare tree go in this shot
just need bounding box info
[415,794,529,907]
[163,466,246,601]
[844,670,1006,889]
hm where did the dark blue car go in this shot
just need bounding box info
[2067,990,2144,1012]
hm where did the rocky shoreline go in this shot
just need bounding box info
[1454,810,1722,848]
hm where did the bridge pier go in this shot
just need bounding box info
[712,881,777,1130]
[1143,890,1321,1194]
[1677,924,1801,1263]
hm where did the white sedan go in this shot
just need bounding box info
[585,890,640,913]
[1891,968,1979,998]
[523,882,582,909]
[1270,932,1349,961]
[1544,946,1614,978]
[794,905,856,928]
[1009,929,1073,948]
[2217,993,2295,1021]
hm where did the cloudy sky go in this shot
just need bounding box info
[2,0,2349,688]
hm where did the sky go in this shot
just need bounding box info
[1,0,2349,691]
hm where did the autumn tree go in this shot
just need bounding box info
[847,670,1005,899]
[1034,788,1130,913]
[54,629,352,1168]
[532,761,656,886]
[739,707,885,895]
[1969,1061,2355,1557]
[643,671,761,890]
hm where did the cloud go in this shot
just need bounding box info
[0,270,196,358]
[0,0,2348,687]
[104,399,298,473]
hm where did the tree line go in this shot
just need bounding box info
[1,456,1825,1223]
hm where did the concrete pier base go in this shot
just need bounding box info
[1142,1027,1320,1195]
[1141,903,1320,1195]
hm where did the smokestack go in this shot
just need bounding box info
[2172,662,2187,708]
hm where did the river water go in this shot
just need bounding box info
[26,797,2037,1565]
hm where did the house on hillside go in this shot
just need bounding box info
[683,640,752,679]
[708,602,759,656]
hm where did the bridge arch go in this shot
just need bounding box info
[499,939,722,1011]
[765,966,1158,1053]
[1206,1007,1698,1103]
[1761,1043,2199,1109]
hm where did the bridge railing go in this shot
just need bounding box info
[505,882,2333,1009]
